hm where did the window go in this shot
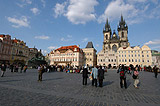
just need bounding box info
[135,59,137,62]
[119,59,121,62]
[122,32,124,38]
[147,60,149,62]
[115,59,116,62]
[142,60,144,62]
[147,55,149,57]
[122,55,123,57]
[122,59,124,62]
[135,54,136,57]
[132,59,134,62]
[142,55,144,57]
[109,59,110,62]
[129,55,130,57]
[125,59,127,62]
[139,59,140,62]
[119,55,121,57]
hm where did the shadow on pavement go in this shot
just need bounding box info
[42,78,63,81]
[103,81,114,86]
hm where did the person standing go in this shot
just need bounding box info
[82,66,89,85]
[20,65,24,73]
[153,65,158,78]
[1,63,7,77]
[23,65,28,73]
[38,65,44,82]
[98,66,104,87]
[10,64,14,72]
[133,67,139,88]
[91,66,98,87]
[119,65,127,89]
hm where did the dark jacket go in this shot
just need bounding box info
[82,68,88,78]
[1,64,6,71]
[98,69,104,79]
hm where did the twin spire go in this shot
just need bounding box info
[104,15,128,32]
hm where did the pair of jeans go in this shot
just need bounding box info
[1,71,5,77]
[99,79,103,87]
[134,79,139,87]
[38,72,43,81]
[83,78,87,85]
[120,77,127,88]
[92,78,97,87]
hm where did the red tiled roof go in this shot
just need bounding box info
[55,45,80,53]
[0,35,5,37]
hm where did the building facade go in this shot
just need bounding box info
[10,38,29,65]
[97,16,152,67]
[28,47,38,61]
[49,45,83,67]
[0,34,12,64]
[118,45,152,67]
[97,16,129,67]
[82,42,97,66]
[152,50,160,67]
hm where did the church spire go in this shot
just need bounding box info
[118,14,128,31]
[104,18,111,32]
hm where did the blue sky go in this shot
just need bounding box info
[0,0,160,55]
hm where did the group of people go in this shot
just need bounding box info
[82,64,159,89]
[0,63,28,77]
[82,66,105,87]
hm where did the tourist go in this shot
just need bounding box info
[82,66,89,85]
[20,65,24,73]
[133,67,139,88]
[1,63,6,77]
[10,64,14,72]
[119,65,127,89]
[23,65,28,73]
[98,66,104,87]
[38,65,44,82]
[153,65,158,78]
[91,66,98,87]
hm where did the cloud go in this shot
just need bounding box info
[17,0,32,7]
[60,35,72,41]
[65,0,98,24]
[98,0,160,24]
[96,44,99,47]
[7,16,30,28]
[145,40,160,45]
[41,0,46,7]
[42,50,48,55]
[98,0,138,23]
[35,36,50,40]
[48,46,57,50]
[82,38,88,42]
[152,46,160,49]
[54,2,67,18]
[30,8,40,15]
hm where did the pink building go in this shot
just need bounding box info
[49,45,83,67]
[0,34,12,64]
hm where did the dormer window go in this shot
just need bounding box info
[74,48,77,51]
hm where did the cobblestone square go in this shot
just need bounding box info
[0,69,160,106]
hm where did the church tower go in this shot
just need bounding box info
[103,18,112,51]
[117,15,129,47]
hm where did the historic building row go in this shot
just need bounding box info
[49,42,97,67]
[0,34,39,65]
[97,16,153,67]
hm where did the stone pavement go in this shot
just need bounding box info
[0,69,160,106]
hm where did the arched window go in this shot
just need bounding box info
[106,34,108,40]
[112,45,117,52]
[122,32,124,38]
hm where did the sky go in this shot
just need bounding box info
[0,0,160,55]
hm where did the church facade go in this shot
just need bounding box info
[97,15,152,67]
[97,15,129,67]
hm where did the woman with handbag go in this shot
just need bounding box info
[133,67,139,88]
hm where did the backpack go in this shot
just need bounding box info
[120,71,125,77]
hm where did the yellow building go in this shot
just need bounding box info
[118,45,152,67]
[82,42,97,66]
[10,38,29,65]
